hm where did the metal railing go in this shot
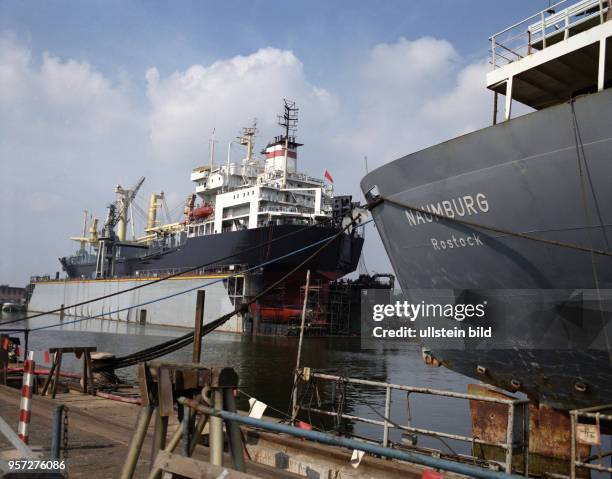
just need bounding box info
[490,0,611,69]
[178,396,526,479]
[297,369,530,475]
[134,264,248,278]
[570,404,612,477]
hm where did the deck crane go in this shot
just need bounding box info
[115,177,145,241]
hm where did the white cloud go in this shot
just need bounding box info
[0,36,146,283]
[421,61,491,135]
[363,37,458,90]
[333,37,490,176]
[145,47,338,167]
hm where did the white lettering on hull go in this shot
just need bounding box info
[405,193,489,226]
[431,233,484,251]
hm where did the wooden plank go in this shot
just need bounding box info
[51,351,63,399]
[153,451,257,478]
[85,351,95,395]
[40,355,58,396]
[193,290,205,363]
[158,368,174,417]
[82,353,88,394]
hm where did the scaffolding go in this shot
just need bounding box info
[570,404,612,477]
[327,282,351,335]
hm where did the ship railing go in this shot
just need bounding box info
[288,172,326,185]
[259,205,307,214]
[490,0,611,69]
[264,169,326,186]
[30,275,51,282]
[134,263,249,278]
[570,404,612,477]
[297,369,529,475]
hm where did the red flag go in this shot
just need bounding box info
[1,337,8,351]
[297,421,312,430]
[44,351,51,364]
[323,169,334,183]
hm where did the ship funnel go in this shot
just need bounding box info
[266,99,302,181]
[264,140,299,173]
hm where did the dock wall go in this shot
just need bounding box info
[27,276,244,332]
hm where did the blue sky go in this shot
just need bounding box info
[1,1,546,90]
[0,1,550,284]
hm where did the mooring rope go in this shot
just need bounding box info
[6,217,338,326]
[570,100,612,364]
[368,195,612,257]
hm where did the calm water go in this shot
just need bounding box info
[1,310,474,453]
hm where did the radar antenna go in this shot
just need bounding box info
[278,99,299,187]
[278,99,299,143]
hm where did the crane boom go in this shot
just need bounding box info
[115,176,145,241]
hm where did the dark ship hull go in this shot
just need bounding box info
[61,224,364,311]
[361,88,612,410]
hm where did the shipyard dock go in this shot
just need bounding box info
[0,364,478,479]
[1,351,609,479]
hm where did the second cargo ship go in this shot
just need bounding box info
[29,100,365,332]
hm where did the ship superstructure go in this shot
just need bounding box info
[361,0,612,410]
[187,102,333,238]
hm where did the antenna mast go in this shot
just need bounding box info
[278,99,299,187]
[209,128,216,169]
[238,119,257,163]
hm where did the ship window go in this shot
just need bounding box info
[235,276,244,295]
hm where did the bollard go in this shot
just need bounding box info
[18,351,35,444]
[51,405,65,460]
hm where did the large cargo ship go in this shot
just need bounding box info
[29,101,364,331]
[361,0,612,410]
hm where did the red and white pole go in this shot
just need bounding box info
[18,350,35,444]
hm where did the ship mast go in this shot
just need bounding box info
[238,120,257,163]
[278,99,299,187]
[209,128,216,170]
[69,210,91,251]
